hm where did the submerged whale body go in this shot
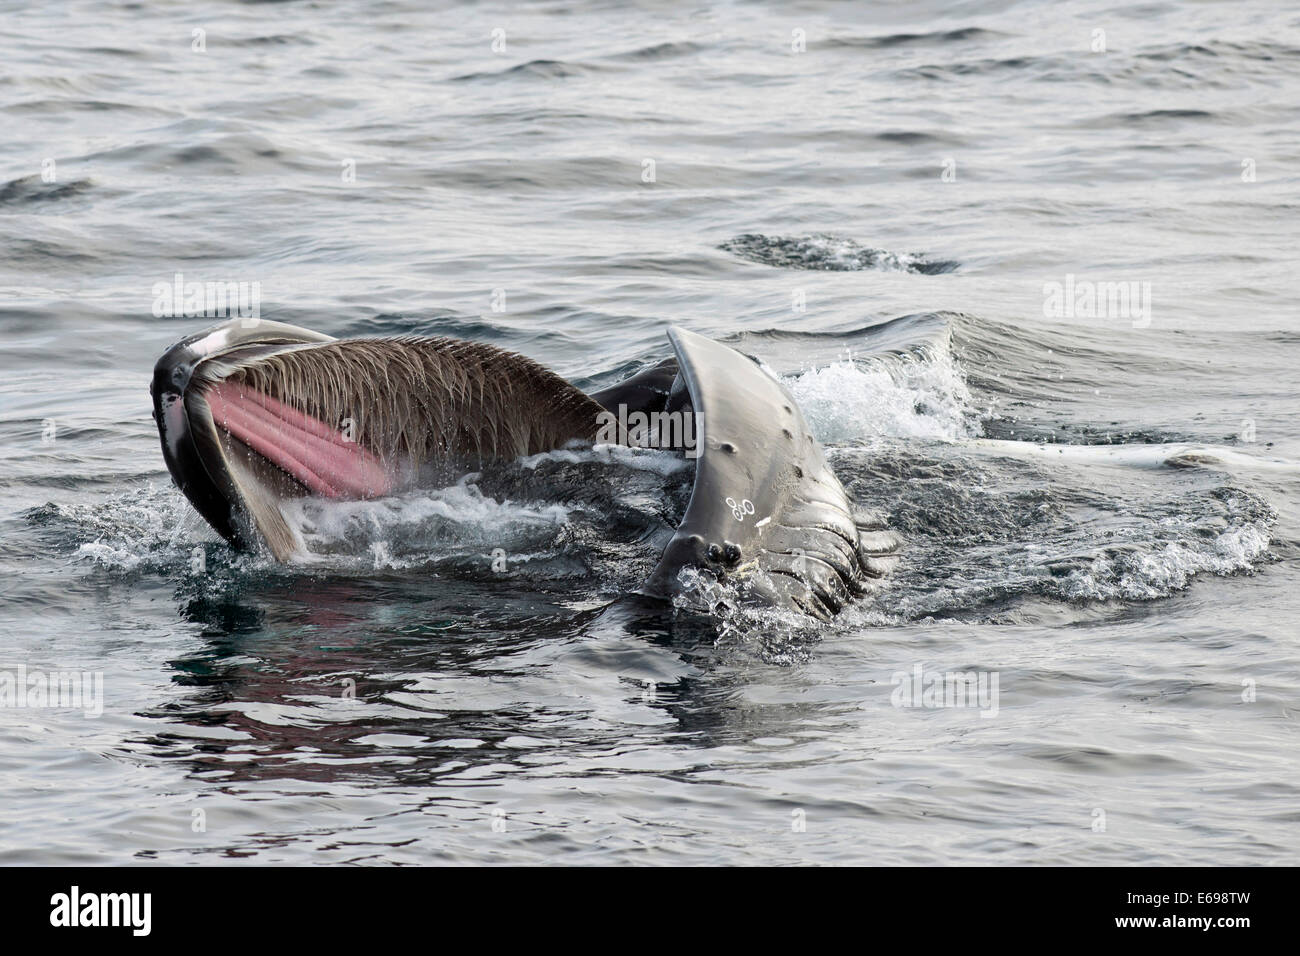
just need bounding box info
[150,319,899,619]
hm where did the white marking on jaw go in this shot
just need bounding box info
[755,516,771,530]
[726,497,755,521]
[191,327,234,359]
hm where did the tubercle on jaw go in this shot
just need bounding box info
[706,540,742,566]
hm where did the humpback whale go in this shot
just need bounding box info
[150,319,899,619]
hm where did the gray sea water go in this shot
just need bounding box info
[2,0,1299,865]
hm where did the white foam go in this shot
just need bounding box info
[282,476,572,562]
[69,483,203,571]
[517,443,690,476]
[783,347,980,443]
[787,235,929,272]
[965,439,1300,473]
[75,539,149,571]
[1062,521,1272,601]
[671,565,820,644]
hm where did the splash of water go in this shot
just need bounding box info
[783,347,981,444]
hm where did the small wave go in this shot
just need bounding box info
[243,34,316,47]
[0,176,94,208]
[720,234,958,274]
[602,40,708,63]
[450,58,607,83]
[3,99,173,118]
[893,55,1040,80]
[823,27,1005,50]
[77,131,296,175]
[873,129,954,145]
[1078,108,1220,129]
[1140,39,1300,66]
[891,38,1300,90]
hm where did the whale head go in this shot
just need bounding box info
[150,318,605,560]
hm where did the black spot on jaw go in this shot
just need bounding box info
[719,441,736,454]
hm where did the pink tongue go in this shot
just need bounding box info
[205,381,393,499]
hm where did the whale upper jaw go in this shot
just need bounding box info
[150,320,337,557]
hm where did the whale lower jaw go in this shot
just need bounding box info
[638,327,896,620]
[151,319,897,617]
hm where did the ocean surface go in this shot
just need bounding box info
[2,0,1299,865]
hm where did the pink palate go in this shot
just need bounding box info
[204,381,393,499]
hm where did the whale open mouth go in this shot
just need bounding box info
[150,319,609,561]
